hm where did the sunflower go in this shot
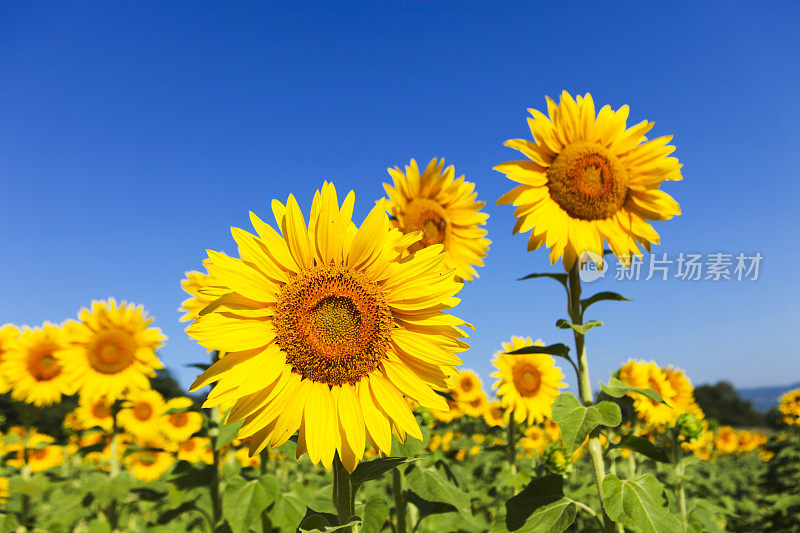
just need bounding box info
[235,446,261,468]
[432,399,462,424]
[178,437,214,464]
[384,158,490,281]
[715,426,738,455]
[2,323,73,406]
[127,447,175,482]
[519,425,548,456]
[495,91,682,270]
[117,390,166,439]
[460,391,488,418]
[491,336,566,425]
[160,397,203,442]
[482,401,505,428]
[187,182,468,472]
[180,269,227,322]
[778,388,800,427]
[449,370,483,403]
[617,359,677,426]
[663,365,703,419]
[60,299,165,401]
[5,431,64,473]
[0,324,21,394]
[28,443,65,473]
[0,477,8,504]
[74,396,114,432]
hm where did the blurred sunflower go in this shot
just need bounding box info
[496,91,682,270]
[178,437,214,464]
[161,397,203,442]
[384,158,490,281]
[449,370,483,403]
[0,477,8,504]
[0,324,21,394]
[187,182,468,472]
[6,431,64,473]
[491,336,566,425]
[179,269,227,322]
[432,399,462,424]
[460,391,488,418]
[27,443,65,473]
[2,323,73,406]
[715,426,738,455]
[663,365,703,419]
[75,396,114,432]
[117,390,166,439]
[60,299,165,401]
[778,388,800,427]
[127,447,174,481]
[482,401,505,428]
[617,359,677,426]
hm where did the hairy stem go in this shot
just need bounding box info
[332,456,357,532]
[259,449,273,532]
[392,467,406,533]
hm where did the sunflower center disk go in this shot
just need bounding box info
[404,198,448,251]
[169,413,188,427]
[547,141,629,220]
[28,349,61,381]
[513,364,542,397]
[133,402,153,421]
[274,265,393,386]
[93,401,110,418]
[89,329,136,374]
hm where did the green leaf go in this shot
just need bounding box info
[405,465,471,518]
[518,272,568,286]
[504,474,564,531]
[259,473,280,506]
[581,291,631,311]
[351,457,414,491]
[392,425,430,457]
[555,319,603,335]
[551,393,621,453]
[507,343,571,359]
[610,435,670,463]
[129,487,168,501]
[215,417,245,450]
[518,499,577,533]
[601,474,682,533]
[406,490,458,520]
[169,460,215,491]
[298,508,361,532]
[361,497,391,532]
[157,501,199,525]
[223,475,273,533]
[599,377,666,405]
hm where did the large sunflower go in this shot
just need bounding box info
[0,325,21,394]
[187,182,468,472]
[180,269,227,322]
[491,336,566,425]
[384,158,490,281]
[60,299,165,401]
[496,91,682,270]
[2,323,73,406]
[617,359,677,426]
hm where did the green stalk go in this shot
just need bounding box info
[209,405,223,528]
[392,467,406,533]
[259,449,273,532]
[332,456,357,532]
[673,430,687,523]
[567,266,613,533]
[506,412,517,473]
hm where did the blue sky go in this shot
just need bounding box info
[2,1,799,394]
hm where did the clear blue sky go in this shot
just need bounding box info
[2,2,799,394]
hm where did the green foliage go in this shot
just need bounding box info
[602,474,681,533]
[551,393,621,453]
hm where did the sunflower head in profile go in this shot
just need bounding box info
[0,324,21,394]
[160,397,203,442]
[75,395,115,432]
[449,369,483,403]
[60,299,165,401]
[495,91,682,270]
[383,158,490,281]
[187,182,468,472]
[663,365,703,419]
[117,389,166,439]
[491,336,566,425]
[617,359,677,426]
[1,323,73,406]
[179,269,227,322]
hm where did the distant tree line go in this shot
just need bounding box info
[694,381,781,428]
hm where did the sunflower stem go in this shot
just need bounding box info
[332,455,357,532]
[673,429,688,523]
[392,467,407,533]
[259,449,273,533]
[209,405,223,528]
[568,266,613,533]
[506,414,517,473]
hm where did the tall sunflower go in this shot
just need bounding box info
[491,336,566,425]
[496,91,682,269]
[0,325,21,394]
[60,299,165,401]
[2,323,73,406]
[384,158,490,281]
[187,182,468,472]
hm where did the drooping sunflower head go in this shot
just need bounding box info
[179,269,227,322]
[384,158,490,281]
[60,299,165,401]
[117,389,166,439]
[449,369,483,403]
[161,397,203,442]
[74,395,115,432]
[187,182,468,472]
[2,323,73,406]
[0,324,21,394]
[491,336,567,425]
[496,91,682,270]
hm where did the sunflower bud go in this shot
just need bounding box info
[677,413,703,441]
[543,442,573,477]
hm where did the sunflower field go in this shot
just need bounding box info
[2,92,800,533]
